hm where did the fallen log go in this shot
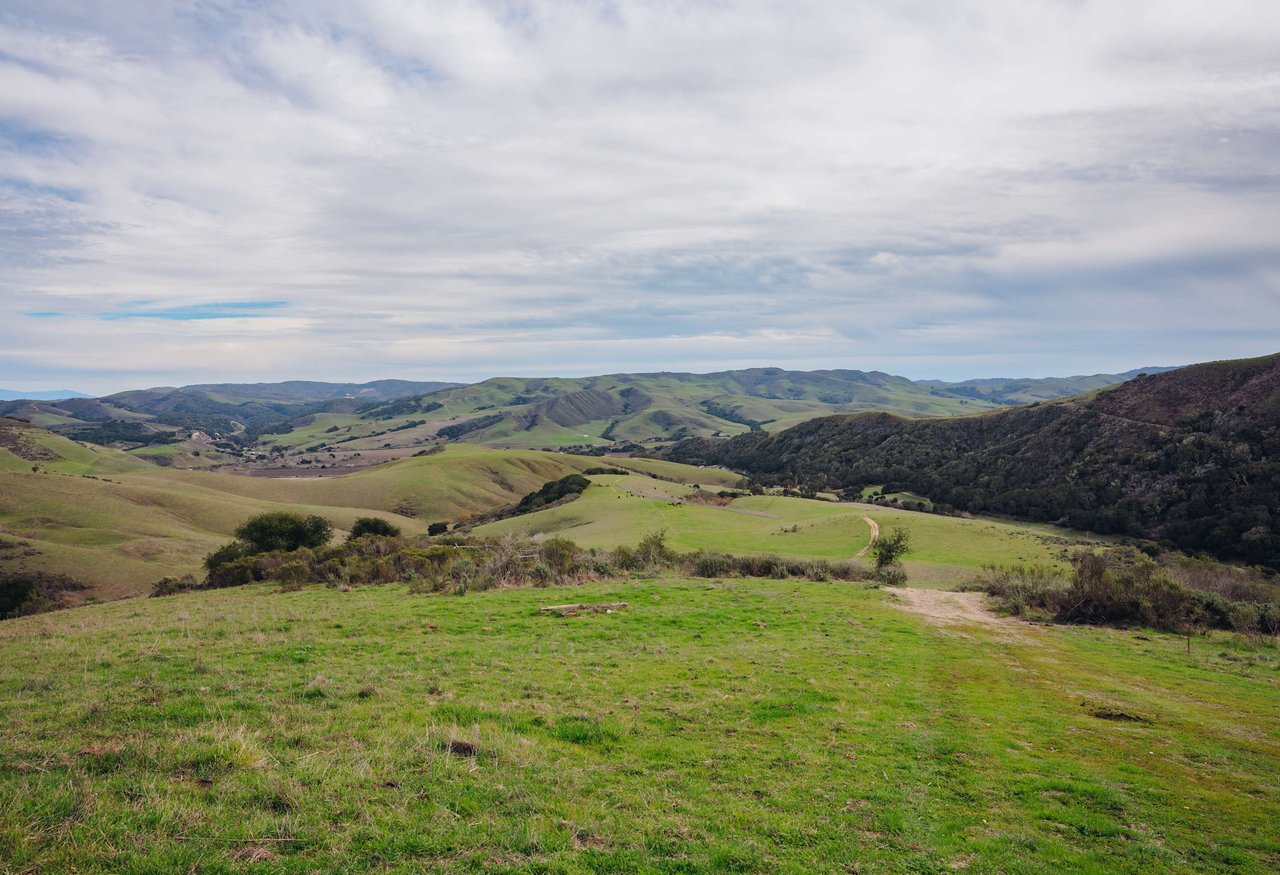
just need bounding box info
[539,602,628,616]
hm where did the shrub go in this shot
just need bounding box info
[635,530,674,568]
[876,567,908,587]
[427,521,449,536]
[803,560,832,582]
[964,563,1069,616]
[691,552,733,578]
[235,512,333,554]
[348,517,401,540]
[151,575,199,597]
[611,545,640,571]
[871,527,912,575]
[277,560,312,586]
[539,537,581,577]
[968,549,1276,636]
[1,572,87,618]
[204,541,245,573]
[205,556,260,589]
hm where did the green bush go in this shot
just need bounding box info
[205,556,260,589]
[150,575,199,598]
[690,552,733,578]
[203,541,245,573]
[539,537,581,577]
[235,512,333,554]
[1,572,86,618]
[635,530,674,568]
[348,517,401,540]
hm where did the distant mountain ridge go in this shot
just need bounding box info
[665,353,1280,568]
[0,389,91,401]
[0,368,1175,464]
[920,367,1177,405]
[291,365,1172,453]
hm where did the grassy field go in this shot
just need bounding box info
[478,480,1106,585]
[1,577,1276,872]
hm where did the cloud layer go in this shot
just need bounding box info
[2,1,1279,392]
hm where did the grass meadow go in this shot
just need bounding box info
[2,577,1277,872]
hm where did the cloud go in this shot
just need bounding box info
[1,0,1278,392]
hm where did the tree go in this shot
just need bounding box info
[427,521,449,536]
[234,512,333,554]
[348,517,401,540]
[871,527,912,576]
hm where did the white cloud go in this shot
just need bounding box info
[1,0,1278,392]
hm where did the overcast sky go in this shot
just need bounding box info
[2,1,1279,393]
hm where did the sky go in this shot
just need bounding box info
[2,1,1279,394]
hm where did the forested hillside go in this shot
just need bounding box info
[667,354,1280,568]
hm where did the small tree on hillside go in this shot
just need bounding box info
[348,517,401,540]
[234,512,333,554]
[871,527,912,583]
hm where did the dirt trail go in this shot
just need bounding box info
[853,516,879,559]
[884,587,1036,641]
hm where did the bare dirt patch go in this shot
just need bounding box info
[884,587,1036,641]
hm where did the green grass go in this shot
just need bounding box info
[478,485,1105,583]
[1,577,1276,871]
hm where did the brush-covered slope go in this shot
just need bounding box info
[268,366,1161,454]
[667,353,1280,568]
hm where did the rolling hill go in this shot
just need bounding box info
[0,368,1168,467]
[666,353,1280,568]
[0,379,461,468]
[258,366,1169,456]
[0,419,731,600]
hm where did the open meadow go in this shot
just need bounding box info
[2,577,1277,872]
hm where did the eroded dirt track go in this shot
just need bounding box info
[853,516,879,559]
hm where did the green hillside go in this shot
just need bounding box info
[2,576,1276,871]
[476,476,1108,583]
[257,366,1161,456]
[0,422,739,600]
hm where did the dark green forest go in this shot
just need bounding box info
[667,354,1280,569]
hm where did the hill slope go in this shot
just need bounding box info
[0,421,736,600]
[263,366,1164,455]
[667,353,1280,567]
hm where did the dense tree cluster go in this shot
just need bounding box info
[437,414,506,440]
[513,474,591,514]
[668,354,1280,569]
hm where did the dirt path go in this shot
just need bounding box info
[884,586,1036,641]
[853,516,879,559]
